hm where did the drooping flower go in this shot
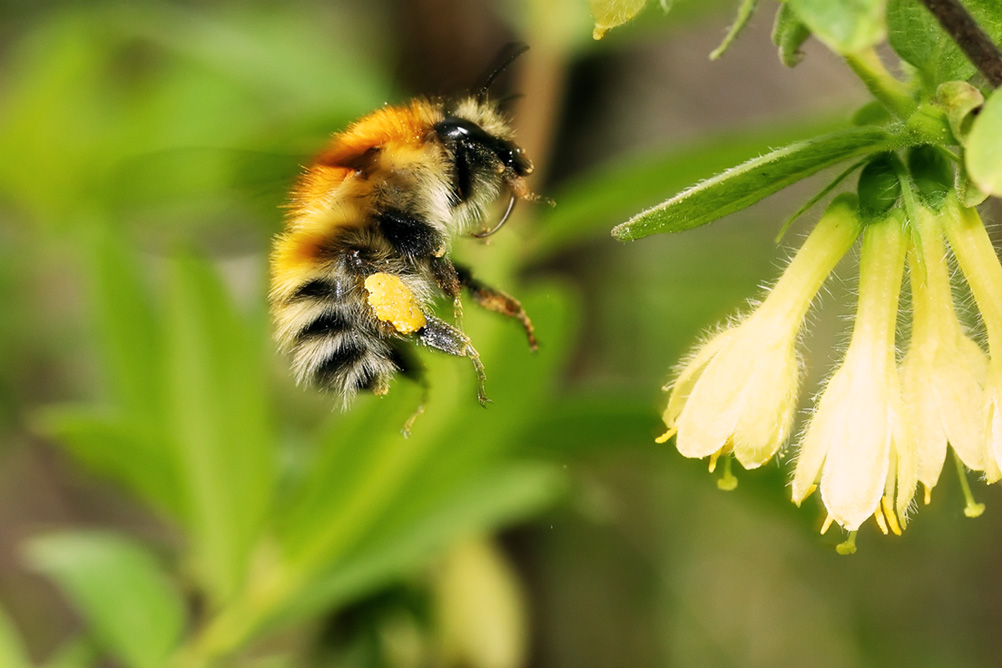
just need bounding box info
[899,202,990,500]
[942,197,1002,482]
[792,209,916,534]
[660,194,862,472]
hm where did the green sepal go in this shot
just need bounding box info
[907,145,954,211]
[857,154,902,219]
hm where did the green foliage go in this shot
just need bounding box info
[611,125,910,240]
[4,0,1002,665]
[25,533,186,668]
[709,0,758,61]
[0,606,30,668]
[534,116,849,254]
[886,0,975,87]
[611,0,1002,242]
[37,228,575,662]
[772,3,811,67]
[786,0,884,54]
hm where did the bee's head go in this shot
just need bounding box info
[433,116,533,179]
[430,44,549,236]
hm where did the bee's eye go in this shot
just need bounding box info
[434,117,530,176]
[434,117,483,145]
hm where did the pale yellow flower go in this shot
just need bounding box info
[943,199,1002,482]
[792,210,916,534]
[661,194,862,471]
[899,204,989,498]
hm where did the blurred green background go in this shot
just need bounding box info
[2,0,1002,666]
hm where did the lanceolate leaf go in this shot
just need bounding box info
[710,0,759,61]
[611,125,910,241]
[163,253,274,603]
[535,117,848,255]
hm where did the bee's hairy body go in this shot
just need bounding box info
[270,96,539,405]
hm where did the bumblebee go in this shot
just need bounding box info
[269,47,543,408]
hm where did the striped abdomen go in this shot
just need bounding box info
[273,258,398,401]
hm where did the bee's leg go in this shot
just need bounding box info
[389,342,428,436]
[416,316,489,406]
[455,265,537,351]
[430,256,464,326]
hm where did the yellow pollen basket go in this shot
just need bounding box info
[364,273,427,334]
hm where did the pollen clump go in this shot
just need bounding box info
[364,273,427,334]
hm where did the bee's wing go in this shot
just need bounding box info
[101,147,306,231]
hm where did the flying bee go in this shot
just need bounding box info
[269,45,545,410]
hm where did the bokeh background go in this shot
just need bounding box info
[2,0,1002,666]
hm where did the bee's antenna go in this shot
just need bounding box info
[475,42,530,102]
[473,194,517,238]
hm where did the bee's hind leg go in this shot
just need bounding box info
[415,316,488,406]
[389,342,428,436]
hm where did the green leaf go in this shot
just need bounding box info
[163,253,274,602]
[87,218,164,433]
[280,462,566,624]
[535,117,849,255]
[25,532,185,668]
[966,86,1002,196]
[710,0,759,60]
[886,0,975,87]
[0,606,30,668]
[886,0,1002,88]
[786,0,884,54]
[966,0,1002,48]
[772,3,811,67]
[36,407,183,520]
[612,125,909,240]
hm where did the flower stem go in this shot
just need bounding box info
[844,49,915,119]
